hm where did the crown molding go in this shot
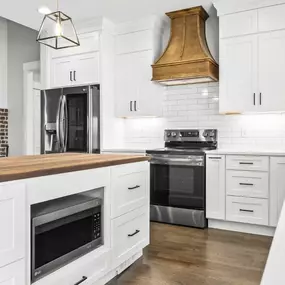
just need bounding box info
[213,0,285,16]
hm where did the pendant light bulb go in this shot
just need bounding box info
[55,19,62,36]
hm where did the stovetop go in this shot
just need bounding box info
[147,129,218,156]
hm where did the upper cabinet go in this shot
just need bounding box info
[0,19,7,109]
[114,18,164,118]
[42,32,100,89]
[218,3,285,114]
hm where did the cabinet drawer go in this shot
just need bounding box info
[259,4,285,32]
[226,196,268,226]
[111,162,148,218]
[226,155,269,171]
[226,170,269,198]
[220,10,258,38]
[112,206,149,267]
[0,259,25,285]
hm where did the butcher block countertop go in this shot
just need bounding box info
[0,153,149,182]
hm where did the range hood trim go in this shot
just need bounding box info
[152,6,219,85]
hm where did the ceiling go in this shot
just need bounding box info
[0,0,215,30]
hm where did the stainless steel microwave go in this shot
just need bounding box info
[31,194,103,283]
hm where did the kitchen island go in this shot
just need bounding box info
[0,153,150,285]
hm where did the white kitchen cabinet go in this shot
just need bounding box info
[115,50,162,118]
[206,155,226,220]
[258,30,285,112]
[0,182,25,268]
[219,35,258,113]
[270,157,285,227]
[0,259,25,285]
[226,155,269,172]
[111,206,149,268]
[50,52,100,88]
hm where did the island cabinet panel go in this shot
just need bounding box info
[111,162,149,218]
[0,259,25,285]
[0,182,25,268]
[111,205,149,268]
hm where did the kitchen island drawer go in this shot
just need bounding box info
[111,206,149,267]
[226,170,269,198]
[111,162,148,218]
[226,155,269,172]
[226,196,268,226]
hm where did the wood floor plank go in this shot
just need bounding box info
[108,222,272,285]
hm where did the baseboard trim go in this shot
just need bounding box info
[209,219,275,237]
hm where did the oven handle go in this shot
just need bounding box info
[150,157,204,167]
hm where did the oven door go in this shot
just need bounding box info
[150,155,205,210]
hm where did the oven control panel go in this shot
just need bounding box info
[164,129,217,142]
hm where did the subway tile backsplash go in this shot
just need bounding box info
[123,82,285,150]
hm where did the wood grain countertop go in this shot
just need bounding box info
[0,153,150,182]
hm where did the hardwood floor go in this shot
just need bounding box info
[108,222,272,285]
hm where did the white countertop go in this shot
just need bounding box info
[101,148,146,154]
[206,149,285,156]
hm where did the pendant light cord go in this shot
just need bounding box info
[56,0,59,11]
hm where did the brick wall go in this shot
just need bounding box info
[0,108,8,156]
[123,82,285,150]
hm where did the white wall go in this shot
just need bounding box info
[7,20,40,156]
[122,82,285,150]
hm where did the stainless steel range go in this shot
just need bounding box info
[146,129,218,228]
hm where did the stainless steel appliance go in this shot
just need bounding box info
[31,194,103,283]
[41,85,100,154]
[146,129,218,228]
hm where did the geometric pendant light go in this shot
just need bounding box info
[37,0,80,49]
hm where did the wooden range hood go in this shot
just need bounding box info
[152,6,219,85]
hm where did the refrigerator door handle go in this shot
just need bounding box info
[63,95,68,152]
[59,96,65,152]
[56,96,63,151]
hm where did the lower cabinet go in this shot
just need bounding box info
[270,157,285,227]
[111,206,149,267]
[206,155,226,220]
[0,259,25,285]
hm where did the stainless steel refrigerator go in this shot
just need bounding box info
[41,85,100,154]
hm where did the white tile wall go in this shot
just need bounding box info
[122,82,285,150]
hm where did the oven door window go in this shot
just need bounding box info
[150,163,205,210]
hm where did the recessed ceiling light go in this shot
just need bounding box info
[38,6,51,15]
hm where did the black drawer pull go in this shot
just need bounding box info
[239,162,254,165]
[128,185,140,190]
[239,183,254,186]
[208,157,222,160]
[239,209,254,213]
[74,276,87,285]
[128,230,140,237]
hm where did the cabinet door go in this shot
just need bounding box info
[259,31,285,112]
[0,183,25,268]
[206,155,226,220]
[0,259,25,285]
[270,157,285,227]
[219,35,258,113]
[51,57,72,88]
[115,53,134,117]
[134,50,162,117]
[74,52,100,85]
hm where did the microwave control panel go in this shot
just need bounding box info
[93,212,101,238]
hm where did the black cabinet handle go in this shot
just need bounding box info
[130,101,133,111]
[239,183,254,186]
[239,209,254,213]
[128,230,140,237]
[128,185,140,190]
[208,157,222,160]
[260,92,262,105]
[74,70,76,81]
[253,93,256,105]
[70,71,73,82]
[134,101,137,111]
[74,276,87,285]
[239,162,253,165]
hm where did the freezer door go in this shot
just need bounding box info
[41,89,63,154]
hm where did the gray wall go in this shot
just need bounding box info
[7,20,40,156]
